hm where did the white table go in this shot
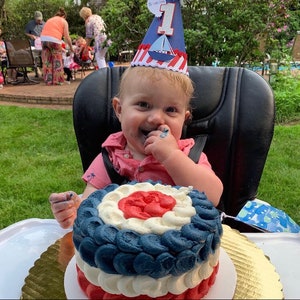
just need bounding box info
[0,218,299,299]
[243,231,300,299]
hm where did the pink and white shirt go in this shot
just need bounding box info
[83,131,212,189]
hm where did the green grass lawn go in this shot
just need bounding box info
[257,124,300,225]
[0,106,85,229]
[0,105,299,229]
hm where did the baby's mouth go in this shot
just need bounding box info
[141,129,155,139]
[141,129,152,137]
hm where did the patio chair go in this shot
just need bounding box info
[73,66,275,232]
[4,39,39,84]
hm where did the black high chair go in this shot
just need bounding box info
[73,66,275,232]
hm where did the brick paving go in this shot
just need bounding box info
[0,70,94,109]
[0,67,266,109]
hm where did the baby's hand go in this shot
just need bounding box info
[144,126,179,163]
[49,191,82,229]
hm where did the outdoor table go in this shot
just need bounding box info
[0,218,299,299]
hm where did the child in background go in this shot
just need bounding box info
[49,0,223,229]
[63,50,73,84]
[62,41,80,83]
[74,36,92,64]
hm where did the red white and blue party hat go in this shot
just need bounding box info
[131,0,188,75]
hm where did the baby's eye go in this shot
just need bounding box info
[165,106,177,113]
[137,101,150,109]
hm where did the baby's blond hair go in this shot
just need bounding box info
[118,67,194,107]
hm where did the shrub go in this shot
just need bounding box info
[270,71,300,123]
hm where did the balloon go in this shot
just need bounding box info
[0,73,4,84]
[147,0,166,17]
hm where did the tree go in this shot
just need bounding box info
[1,0,299,66]
[101,0,152,57]
[2,0,74,39]
[0,0,100,40]
[182,0,300,66]
[0,0,6,27]
[101,0,300,66]
[264,1,300,64]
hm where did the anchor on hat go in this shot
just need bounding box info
[131,0,188,75]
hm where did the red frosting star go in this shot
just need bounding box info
[118,191,176,220]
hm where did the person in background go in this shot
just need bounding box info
[25,11,45,47]
[74,36,86,55]
[0,27,17,84]
[73,36,92,65]
[25,11,44,78]
[40,7,73,85]
[62,43,74,84]
[79,7,111,69]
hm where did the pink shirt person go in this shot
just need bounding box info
[83,132,212,188]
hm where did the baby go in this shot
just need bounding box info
[49,66,223,228]
[49,0,223,229]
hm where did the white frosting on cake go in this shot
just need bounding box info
[75,248,220,297]
[98,182,196,235]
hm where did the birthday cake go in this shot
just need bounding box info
[72,181,223,299]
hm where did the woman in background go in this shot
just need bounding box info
[79,7,110,69]
[40,7,73,85]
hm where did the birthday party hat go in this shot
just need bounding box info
[131,0,188,75]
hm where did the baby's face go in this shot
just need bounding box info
[113,72,190,158]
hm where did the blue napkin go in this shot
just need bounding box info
[236,200,300,233]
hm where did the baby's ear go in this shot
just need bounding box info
[184,110,192,125]
[112,97,122,119]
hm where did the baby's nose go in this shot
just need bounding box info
[148,109,164,124]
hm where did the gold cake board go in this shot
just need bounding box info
[20,225,283,299]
